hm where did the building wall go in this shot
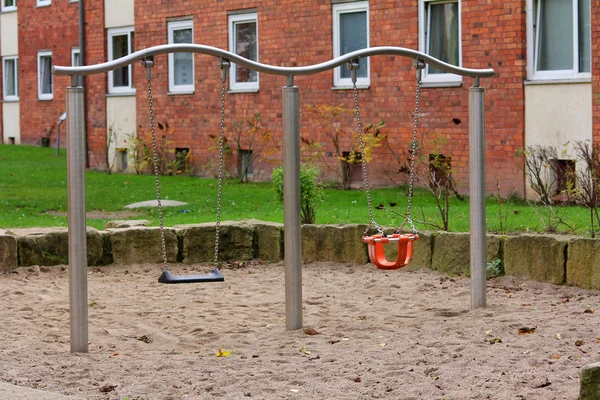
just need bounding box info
[17,0,79,147]
[1,10,19,143]
[127,0,526,196]
[105,0,136,173]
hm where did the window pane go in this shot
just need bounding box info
[427,2,459,74]
[340,11,367,79]
[536,0,573,71]
[41,56,52,94]
[235,21,257,83]
[4,0,15,7]
[112,34,129,87]
[4,59,16,96]
[173,28,193,86]
[73,52,81,67]
[578,0,590,72]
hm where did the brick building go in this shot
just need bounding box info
[0,0,596,198]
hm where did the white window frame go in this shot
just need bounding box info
[107,26,134,94]
[1,0,16,12]
[228,12,259,92]
[332,1,370,88]
[418,0,462,84]
[71,47,81,67]
[168,20,194,94]
[2,56,18,101]
[526,0,591,81]
[37,51,53,100]
[36,0,51,7]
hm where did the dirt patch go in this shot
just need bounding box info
[0,262,598,399]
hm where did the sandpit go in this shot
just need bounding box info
[0,262,598,399]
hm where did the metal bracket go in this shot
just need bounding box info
[413,58,425,82]
[142,56,155,81]
[218,58,231,83]
[347,59,360,85]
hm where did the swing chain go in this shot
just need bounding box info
[403,59,425,235]
[143,56,169,271]
[348,60,384,237]
[214,59,230,267]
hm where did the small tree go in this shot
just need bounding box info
[228,113,275,183]
[272,164,323,224]
[518,145,575,233]
[573,141,600,237]
[302,104,384,189]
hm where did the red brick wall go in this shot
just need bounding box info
[83,0,107,169]
[592,1,600,147]
[125,0,527,196]
[18,0,79,147]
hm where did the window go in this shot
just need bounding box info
[528,0,590,80]
[2,56,18,101]
[107,27,134,94]
[36,0,50,7]
[37,51,53,100]
[238,149,254,181]
[419,0,461,84]
[333,2,369,88]
[429,154,452,186]
[228,12,258,91]
[168,20,194,93]
[72,48,81,67]
[552,159,576,194]
[2,0,16,12]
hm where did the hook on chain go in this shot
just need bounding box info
[218,58,230,84]
[347,59,360,85]
[142,56,155,81]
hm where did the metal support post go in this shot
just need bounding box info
[66,84,89,352]
[469,78,486,309]
[282,78,302,330]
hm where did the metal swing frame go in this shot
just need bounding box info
[54,44,493,353]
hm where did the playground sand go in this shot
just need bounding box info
[0,261,598,400]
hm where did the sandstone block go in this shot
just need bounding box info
[0,230,18,270]
[301,224,368,264]
[431,232,503,276]
[566,238,600,290]
[108,227,178,265]
[504,234,566,284]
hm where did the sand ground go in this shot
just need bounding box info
[0,261,598,400]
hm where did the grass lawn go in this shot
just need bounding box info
[0,145,594,236]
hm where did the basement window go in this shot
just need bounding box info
[429,154,452,186]
[238,149,254,180]
[552,159,576,194]
[2,0,16,12]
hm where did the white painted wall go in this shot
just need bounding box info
[106,96,136,172]
[104,0,135,28]
[3,102,20,144]
[0,12,18,56]
[524,83,592,198]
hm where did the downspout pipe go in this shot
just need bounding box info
[78,0,88,166]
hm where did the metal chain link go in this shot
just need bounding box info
[404,62,423,235]
[213,61,229,267]
[145,66,169,271]
[351,72,384,237]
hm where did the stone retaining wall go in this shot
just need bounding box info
[1,221,599,290]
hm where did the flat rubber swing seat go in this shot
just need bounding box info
[158,268,225,284]
[362,233,419,270]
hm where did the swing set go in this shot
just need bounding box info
[54,44,494,353]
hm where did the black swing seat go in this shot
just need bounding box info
[158,268,224,284]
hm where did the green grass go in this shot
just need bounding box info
[0,145,595,235]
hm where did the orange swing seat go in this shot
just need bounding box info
[362,233,419,270]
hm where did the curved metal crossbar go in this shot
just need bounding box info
[53,44,495,78]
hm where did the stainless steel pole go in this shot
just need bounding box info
[282,78,302,330]
[67,83,89,352]
[469,79,487,309]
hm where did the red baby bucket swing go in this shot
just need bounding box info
[348,59,422,270]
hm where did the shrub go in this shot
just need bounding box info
[272,164,323,224]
